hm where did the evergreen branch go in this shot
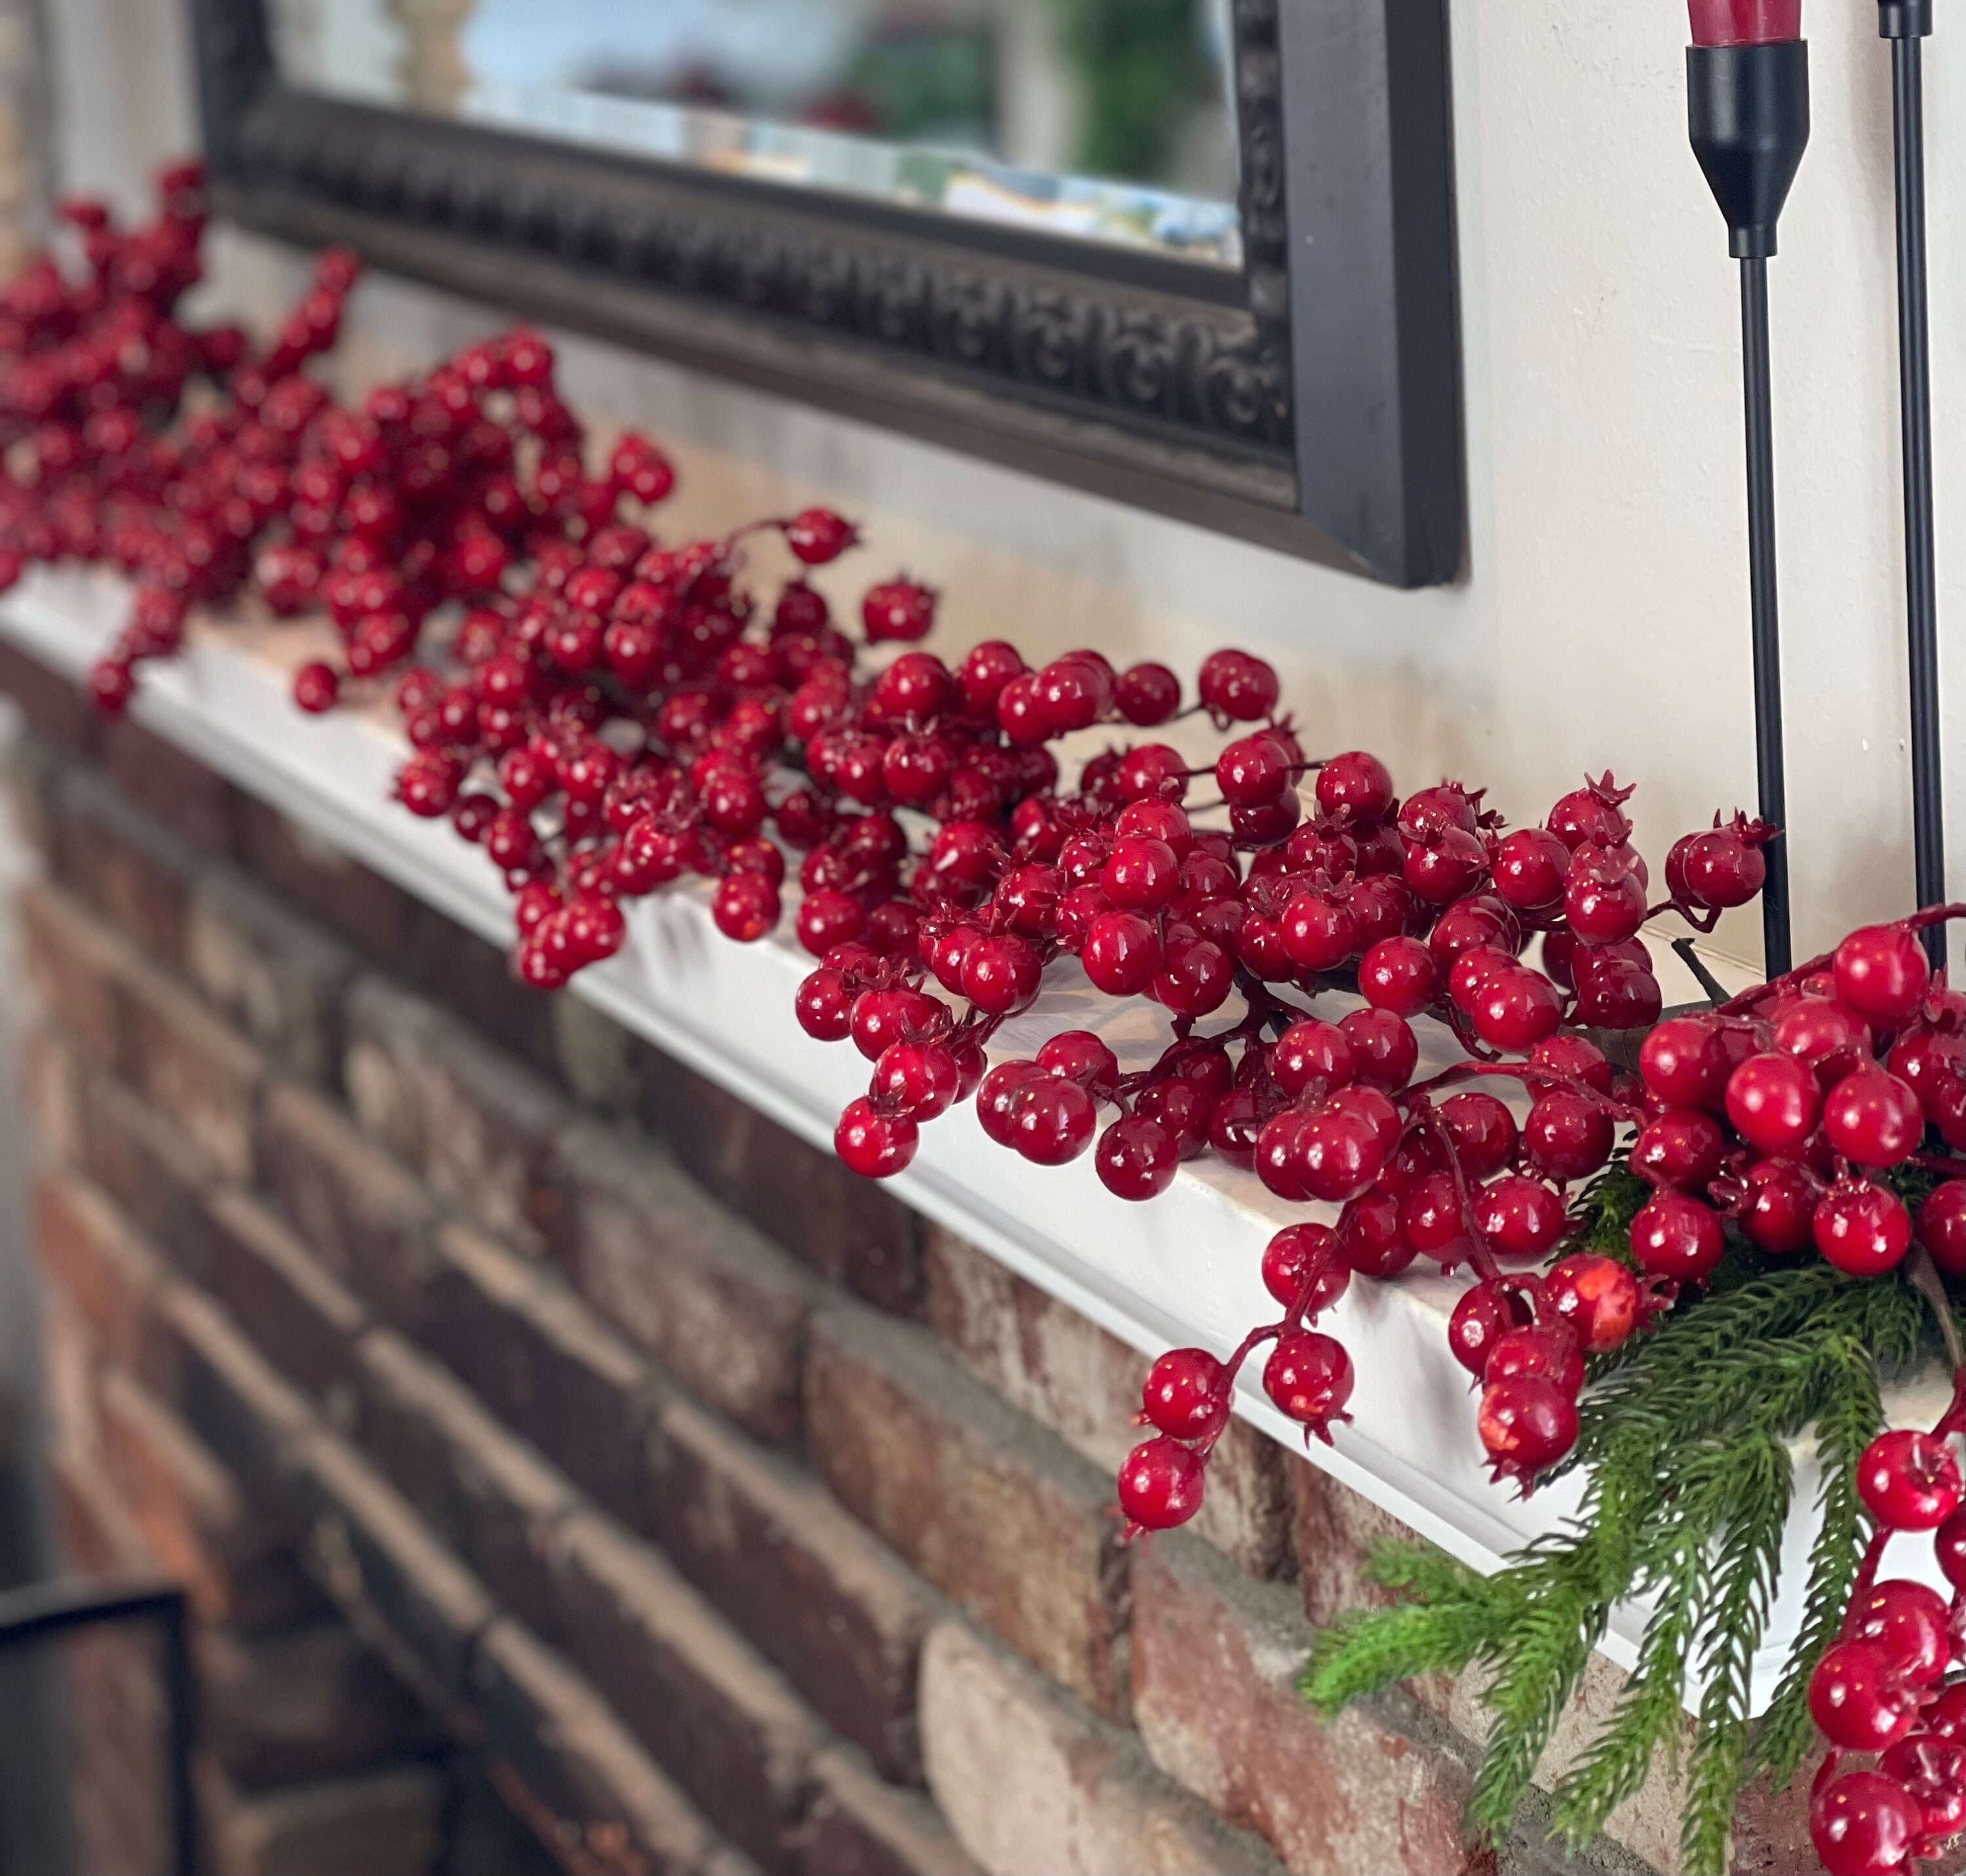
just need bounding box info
[1682,1434,1791,1875]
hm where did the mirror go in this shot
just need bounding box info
[264,0,1241,266]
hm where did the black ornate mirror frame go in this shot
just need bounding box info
[188,0,1461,586]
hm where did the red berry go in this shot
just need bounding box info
[1483,1324,1585,1397]
[1083,911,1162,995]
[1261,1223,1349,1314]
[1844,1579,1952,1686]
[712,871,779,942]
[795,968,856,1041]
[1630,1190,1725,1282]
[1490,828,1571,911]
[976,1060,1043,1147]
[1725,1050,1822,1157]
[1630,1108,1726,1192]
[1813,1180,1912,1278]
[1437,1091,1518,1179]
[1339,1185,1416,1278]
[1857,1428,1962,1531]
[1140,1348,1228,1441]
[834,1098,917,1178]
[1809,1769,1923,1876]
[1474,1174,1568,1263]
[1833,923,1932,1027]
[784,507,858,564]
[1096,1115,1179,1201]
[1808,1641,1918,1753]
[1037,1029,1120,1088]
[1262,1330,1354,1439]
[1916,1179,1965,1279]
[88,657,136,714]
[1638,1016,1739,1113]
[1469,967,1564,1052]
[1522,1088,1614,1183]
[1477,1374,1578,1484]
[1936,1508,1965,1590]
[871,1040,961,1120]
[1359,936,1440,1017]
[1545,1254,1644,1352]
[1820,1063,1925,1169]
[862,578,936,643]
[293,660,340,712]
[1737,1157,1819,1255]
[1115,662,1180,725]
[1011,1075,1098,1165]
[1775,998,1873,1088]
[1197,649,1279,721]
[1447,1280,1535,1377]
[1877,1732,1965,1849]
[1314,750,1394,828]
[1117,1436,1205,1533]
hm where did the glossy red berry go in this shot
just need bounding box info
[1474,1174,1568,1263]
[1197,648,1279,721]
[1936,1507,1965,1591]
[1140,1348,1228,1441]
[871,1040,961,1121]
[1522,1089,1615,1183]
[1545,1254,1644,1353]
[1436,1091,1518,1179]
[1477,1374,1578,1485]
[834,1098,917,1178]
[784,507,858,564]
[1630,1190,1725,1282]
[1096,1115,1179,1201]
[1834,923,1931,1027]
[1447,1280,1535,1377]
[1844,1579,1952,1687]
[1114,662,1180,725]
[1359,936,1440,1018]
[1117,1436,1205,1533]
[1725,1050,1822,1157]
[1808,1641,1918,1753]
[1820,1063,1925,1170]
[1812,1180,1912,1278]
[1011,1075,1098,1166]
[1261,1223,1349,1314]
[1915,1179,1965,1279]
[293,660,340,713]
[1857,1428,1962,1531]
[1809,1769,1923,1876]
[1262,1330,1354,1440]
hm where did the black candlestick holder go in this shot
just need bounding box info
[1878,1,1948,970]
[1687,33,1811,977]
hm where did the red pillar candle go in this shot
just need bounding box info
[1688,0,1802,44]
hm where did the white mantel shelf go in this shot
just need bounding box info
[1,567,1950,1709]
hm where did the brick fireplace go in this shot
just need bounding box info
[0,636,1820,1875]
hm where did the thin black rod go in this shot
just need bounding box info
[1888,33,1948,969]
[161,1596,199,1876]
[1739,256,1792,977]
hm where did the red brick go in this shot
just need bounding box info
[233,793,421,962]
[796,1747,978,1876]
[20,879,128,1063]
[343,975,562,1254]
[923,1226,1294,1579]
[260,1079,439,1331]
[650,1392,935,1785]
[201,1619,442,1788]
[1130,1532,1477,1876]
[203,1186,368,1402]
[1,719,60,854]
[402,904,564,1087]
[638,1046,920,1314]
[20,1020,83,1164]
[99,713,234,852]
[96,1366,318,1631]
[204,1760,444,1876]
[547,1121,813,1444]
[185,865,353,1084]
[50,1444,156,1577]
[919,1620,1282,1876]
[471,1617,728,1876]
[292,1426,497,1696]
[116,952,263,1183]
[75,1067,220,1277]
[31,1171,168,1377]
[423,1218,658,1528]
[153,1271,307,1452]
[354,1328,576,1642]
[803,1301,1127,1720]
[1288,1462,1458,1724]
[548,1508,826,1869]
[0,635,97,750]
[50,763,194,963]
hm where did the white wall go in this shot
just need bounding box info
[45,1,1966,971]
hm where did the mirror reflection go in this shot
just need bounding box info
[267,1,1242,265]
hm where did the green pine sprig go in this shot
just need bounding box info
[1300,1235,1937,1876]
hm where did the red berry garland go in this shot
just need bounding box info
[5,172,1961,1876]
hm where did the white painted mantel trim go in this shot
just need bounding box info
[1,567,1950,1709]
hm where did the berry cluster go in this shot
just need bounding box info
[1806,1391,1963,1876]
[8,185,1961,1876]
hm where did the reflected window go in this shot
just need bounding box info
[269,0,1242,265]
